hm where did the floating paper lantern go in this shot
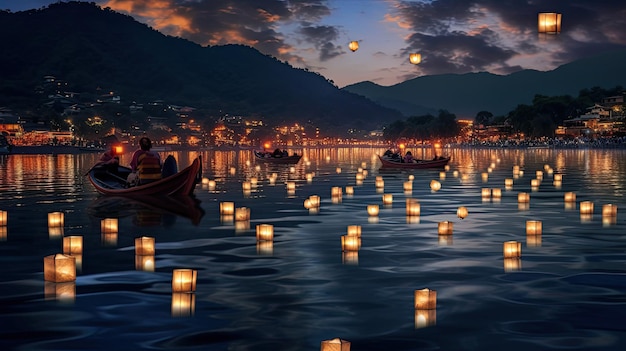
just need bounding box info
[44,254,76,282]
[336,167,342,174]
[430,180,441,192]
[531,179,540,188]
[481,172,489,182]
[503,241,521,258]
[452,170,459,177]
[132,250,154,270]
[220,202,235,215]
[304,198,313,209]
[355,173,364,182]
[348,40,359,52]
[341,235,361,252]
[286,181,296,192]
[347,225,361,237]
[382,194,393,205]
[415,309,436,329]
[375,177,384,189]
[564,192,576,203]
[201,177,209,184]
[242,181,251,192]
[308,195,321,208]
[513,165,520,174]
[438,221,453,235]
[505,178,513,188]
[208,180,216,190]
[538,12,562,34]
[367,204,379,217]
[257,241,273,255]
[256,224,274,241]
[306,173,314,182]
[321,338,351,351]
[518,192,530,203]
[235,207,250,221]
[602,204,617,217]
[554,174,563,182]
[444,165,450,171]
[171,269,197,293]
[100,218,118,234]
[579,201,594,215]
[48,212,64,227]
[135,236,155,256]
[403,181,413,192]
[0,210,6,226]
[536,170,543,179]
[504,258,522,272]
[171,292,195,317]
[414,288,437,309]
[331,187,342,197]
[439,171,446,180]
[409,53,422,64]
[481,188,491,198]
[361,161,367,168]
[345,186,354,195]
[491,188,502,199]
[250,177,258,186]
[62,236,83,255]
[406,199,421,216]
[526,220,542,235]
[457,206,468,219]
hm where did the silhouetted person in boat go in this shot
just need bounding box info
[95,145,120,174]
[404,151,414,163]
[272,148,283,158]
[129,137,162,185]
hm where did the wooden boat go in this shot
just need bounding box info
[87,195,204,225]
[378,155,451,169]
[254,151,302,164]
[87,157,201,196]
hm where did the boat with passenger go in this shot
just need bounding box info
[378,154,450,169]
[254,150,302,164]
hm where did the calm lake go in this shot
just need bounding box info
[0,147,625,351]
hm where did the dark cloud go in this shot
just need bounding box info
[298,25,343,61]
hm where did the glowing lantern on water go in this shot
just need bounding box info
[345,186,354,195]
[171,292,195,317]
[536,170,543,179]
[306,173,314,182]
[250,177,258,186]
[453,170,459,177]
[0,210,7,226]
[336,167,342,174]
[44,254,76,282]
[526,220,542,235]
[430,180,441,192]
[208,180,216,190]
[444,165,450,171]
[220,201,235,215]
[100,218,118,234]
[457,206,468,219]
[403,181,413,192]
[48,212,64,227]
[62,236,83,255]
[367,204,379,216]
[321,338,351,351]
[135,236,155,256]
[304,198,313,209]
[235,207,250,221]
[518,192,530,203]
[409,53,421,64]
[564,192,576,203]
[347,225,361,237]
[286,182,296,192]
[602,204,617,217]
[331,187,342,197]
[505,179,513,189]
[491,188,502,199]
[375,176,384,188]
[172,269,197,292]
[438,221,453,235]
[531,179,540,188]
[382,194,393,205]
[439,171,446,180]
[415,309,436,329]
[308,195,321,208]
[538,12,562,34]
[256,224,274,241]
[580,201,594,215]
[242,181,251,192]
[414,288,437,309]
[201,177,209,184]
[481,188,491,198]
[406,199,421,216]
[481,172,489,182]
[341,235,361,251]
[554,174,563,182]
[503,241,521,258]
[361,161,367,168]
[348,41,359,52]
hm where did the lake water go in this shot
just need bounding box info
[0,147,625,351]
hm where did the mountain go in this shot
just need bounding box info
[0,2,402,136]
[343,49,626,118]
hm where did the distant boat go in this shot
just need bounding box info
[378,155,450,169]
[254,151,302,164]
[0,134,12,155]
[87,157,202,196]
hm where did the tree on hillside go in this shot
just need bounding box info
[475,111,493,126]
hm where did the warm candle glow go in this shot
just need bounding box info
[531,179,540,188]
[564,192,576,203]
[439,171,446,180]
[382,194,393,205]
[602,204,617,217]
[491,188,502,199]
[171,269,197,292]
[341,235,361,251]
[536,170,543,179]
[321,338,351,351]
[44,253,76,282]
[220,201,235,215]
[286,181,296,192]
[0,210,6,226]
[481,172,489,182]
[242,181,251,191]
[62,236,83,255]
[336,167,341,174]
[345,186,354,195]
[406,199,421,216]
[367,204,379,216]
[208,180,216,190]
[580,201,594,215]
[48,212,64,227]
[235,207,250,221]
[347,225,362,237]
[415,309,436,329]
[438,221,453,235]
[430,180,441,192]
[100,218,118,234]
[505,178,513,189]
[409,53,422,64]
[481,188,491,198]
[375,176,384,188]
[526,220,542,235]
[503,241,522,258]
[403,181,413,192]
[554,174,563,182]
[457,206,468,219]
[135,236,155,256]
[414,288,437,309]
[331,187,342,197]
[256,224,274,241]
[308,195,321,208]
[518,192,530,203]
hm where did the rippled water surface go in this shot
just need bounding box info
[1,147,625,351]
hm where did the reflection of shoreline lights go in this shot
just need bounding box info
[414,288,437,309]
[438,221,453,235]
[172,269,197,292]
[503,241,521,258]
[220,201,235,215]
[62,236,83,255]
[135,236,155,256]
[526,220,542,235]
[44,253,76,282]
[580,201,594,215]
[367,204,379,217]
[457,206,468,219]
[171,292,195,317]
[321,338,350,351]
[256,224,274,241]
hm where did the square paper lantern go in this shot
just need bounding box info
[256,224,274,241]
[220,201,235,215]
[518,192,530,203]
[208,180,216,190]
[406,199,421,216]
[345,186,354,195]
[564,192,576,203]
[308,195,321,208]
[382,194,393,205]
[579,201,594,215]
[172,269,197,292]
[527,234,542,247]
[44,254,76,282]
[554,174,563,182]
[48,212,64,227]
[171,292,196,317]
[135,236,155,255]
[331,187,342,197]
[481,172,489,182]
[538,12,562,34]
[526,220,542,235]
[320,338,351,351]
[531,179,540,188]
[0,210,6,226]
[481,188,491,198]
[347,225,362,237]
[602,204,617,217]
[367,204,379,216]
[100,218,118,234]
[341,235,361,251]
[375,176,384,188]
[414,288,437,309]
[505,178,513,188]
[491,188,502,199]
[286,181,296,192]
[403,181,413,192]
[536,170,543,179]
[503,241,522,258]
[235,207,250,221]
[438,221,453,235]
[62,236,83,255]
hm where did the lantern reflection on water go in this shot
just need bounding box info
[0,226,6,241]
[44,281,75,302]
[172,269,197,293]
[504,258,522,272]
[342,251,358,265]
[505,178,513,189]
[62,236,83,255]
[415,309,436,329]
[171,292,195,317]
[44,254,76,282]
[345,186,354,196]
[135,255,155,271]
[257,241,274,256]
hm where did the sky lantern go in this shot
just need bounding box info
[409,53,421,64]
[348,41,359,52]
[538,12,562,34]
